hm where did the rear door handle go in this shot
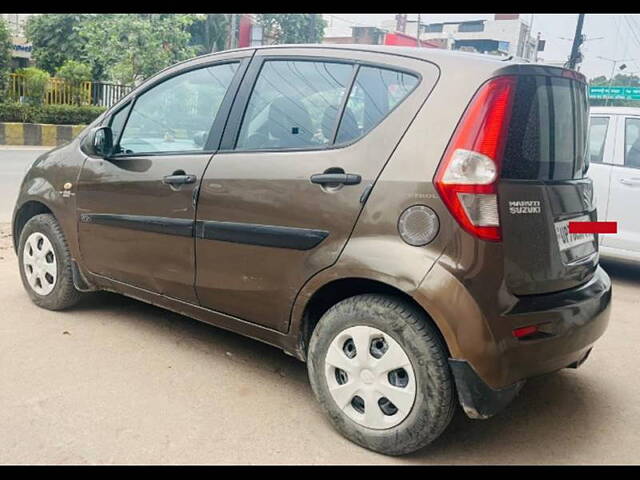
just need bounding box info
[619,178,640,186]
[163,174,197,186]
[310,173,361,186]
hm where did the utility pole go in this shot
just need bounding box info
[227,14,238,50]
[310,14,317,43]
[395,14,407,33]
[416,14,421,46]
[567,13,585,70]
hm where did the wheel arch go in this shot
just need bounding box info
[293,276,451,362]
[12,200,54,253]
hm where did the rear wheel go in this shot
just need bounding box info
[18,214,83,310]
[307,294,456,455]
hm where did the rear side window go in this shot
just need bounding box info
[625,117,640,168]
[235,60,354,150]
[502,75,588,180]
[588,116,609,164]
[336,67,418,144]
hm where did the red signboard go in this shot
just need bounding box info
[383,32,440,48]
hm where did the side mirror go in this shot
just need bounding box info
[81,126,114,157]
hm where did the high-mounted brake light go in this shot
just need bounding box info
[434,75,517,242]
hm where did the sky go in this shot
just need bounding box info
[324,13,640,80]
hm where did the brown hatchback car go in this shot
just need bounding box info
[13,45,612,455]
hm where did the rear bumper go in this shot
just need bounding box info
[493,265,611,383]
[448,266,611,418]
[449,347,592,419]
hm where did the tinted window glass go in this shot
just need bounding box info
[459,22,484,32]
[336,67,418,144]
[108,103,130,144]
[625,118,640,168]
[588,117,609,164]
[118,63,238,154]
[236,60,353,150]
[502,75,588,180]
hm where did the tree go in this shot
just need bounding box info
[589,73,640,107]
[80,14,199,85]
[56,60,92,105]
[189,14,229,54]
[18,67,50,105]
[257,14,326,44]
[25,14,91,76]
[0,18,11,96]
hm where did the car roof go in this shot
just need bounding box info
[194,43,528,68]
[590,106,640,116]
[253,43,519,64]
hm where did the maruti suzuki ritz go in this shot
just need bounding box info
[13,45,612,455]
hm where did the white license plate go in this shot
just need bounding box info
[554,215,595,252]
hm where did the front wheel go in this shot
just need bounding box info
[307,294,456,456]
[18,213,83,310]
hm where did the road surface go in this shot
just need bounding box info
[0,148,639,464]
[0,147,48,223]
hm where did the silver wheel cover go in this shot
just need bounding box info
[324,325,417,429]
[23,232,57,296]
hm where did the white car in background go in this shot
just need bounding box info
[589,106,640,263]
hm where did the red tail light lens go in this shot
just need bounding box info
[434,75,517,242]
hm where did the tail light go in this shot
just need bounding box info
[434,75,517,242]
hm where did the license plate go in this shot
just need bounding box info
[554,215,595,252]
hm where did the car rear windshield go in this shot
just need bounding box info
[502,75,588,181]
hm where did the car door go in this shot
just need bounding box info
[587,114,616,225]
[194,48,439,332]
[605,114,640,251]
[76,51,252,302]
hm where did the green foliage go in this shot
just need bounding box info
[26,14,200,85]
[0,102,106,125]
[80,14,199,85]
[589,73,640,107]
[56,60,92,105]
[257,14,326,44]
[189,14,229,54]
[17,67,51,106]
[25,14,91,76]
[0,18,11,95]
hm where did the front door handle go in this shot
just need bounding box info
[619,178,640,186]
[163,173,197,186]
[310,173,361,186]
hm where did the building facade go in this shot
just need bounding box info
[323,26,441,49]
[1,14,33,69]
[381,14,543,61]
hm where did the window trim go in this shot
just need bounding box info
[103,57,252,159]
[219,54,422,154]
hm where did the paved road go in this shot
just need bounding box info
[1,224,639,464]
[1,147,639,463]
[0,148,49,223]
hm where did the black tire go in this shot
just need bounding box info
[307,293,456,456]
[18,213,83,310]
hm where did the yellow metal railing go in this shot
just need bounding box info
[8,73,92,105]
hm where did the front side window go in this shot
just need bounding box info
[117,62,239,154]
[108,103,130,144]
[625,117,640,168]
[335,66,419,144]
[588,117,609,164]
[236,60,354,150]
